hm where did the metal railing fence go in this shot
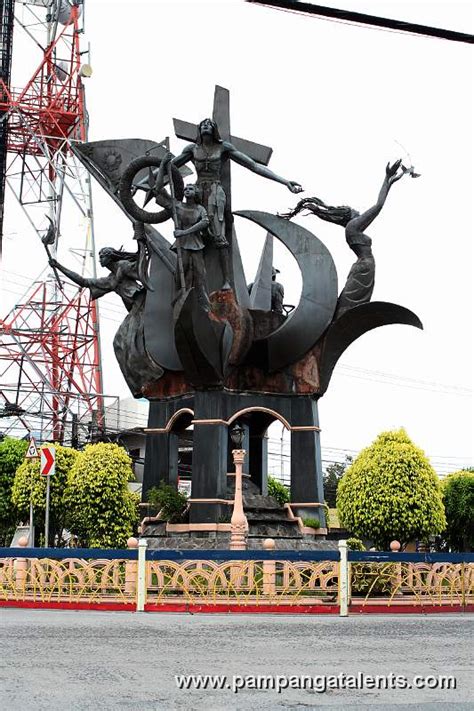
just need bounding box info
[1,542,473,613]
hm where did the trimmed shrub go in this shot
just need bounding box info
[0,437,28,545]
[64,443,138,548]
[302,516,320,529]
[337,429,446,550]
[12,444,79,545]
[346,537,365,551]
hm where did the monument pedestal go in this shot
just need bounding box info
[143,390,326,529]
[141,477,334,549]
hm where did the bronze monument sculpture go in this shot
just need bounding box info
[283,159,406,318]
[66,86,421,537]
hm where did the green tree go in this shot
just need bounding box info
[12,444,79,545]
[442,469,474,552]
[323,456,352,507]
[0,437,28,545]
[337,429,446,549]
[64,443,139,548]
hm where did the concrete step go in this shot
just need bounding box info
[242,495,281,509]
[248,522,303,538]
[246,511,297,523]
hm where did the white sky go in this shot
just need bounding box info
[1,0,473,475]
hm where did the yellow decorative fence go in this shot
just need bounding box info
[0,554,136,605]
[0,542,473,613]
[146,559,339,606]
[351,561,474,609]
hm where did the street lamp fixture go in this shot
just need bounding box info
[230,422,244,449]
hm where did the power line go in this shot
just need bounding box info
[337,365,472,396]
[245,1,474,44]
[2,271,471,393]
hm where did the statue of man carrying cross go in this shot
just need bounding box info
[171,87,303,289]
[171,117,303,250]
[118,87,304,292]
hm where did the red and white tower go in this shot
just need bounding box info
[0,0,104,444]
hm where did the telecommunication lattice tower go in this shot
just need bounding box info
[0,0,105,444]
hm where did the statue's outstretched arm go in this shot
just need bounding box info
[227,143,303,194]
[49,258,117,296]
[49,259,89,288]
[347,160,404,234]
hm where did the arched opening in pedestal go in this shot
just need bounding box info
[226,407,291,498]
[167,409,194,494]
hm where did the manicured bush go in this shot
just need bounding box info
[346,537,365,551]
[64,443,139,548]
[12,444,79,545]
[337,429,446,550]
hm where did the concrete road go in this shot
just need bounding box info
[0,610,472,710]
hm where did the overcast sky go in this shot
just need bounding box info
[1,0,473,475]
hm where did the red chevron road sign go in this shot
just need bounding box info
[40,447,55,477]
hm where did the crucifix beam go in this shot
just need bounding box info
[173,86,273,167]
[173,86,269,305]
[173,118,273,166]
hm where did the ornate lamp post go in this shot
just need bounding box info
[228,423,249,550]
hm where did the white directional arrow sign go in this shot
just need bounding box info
[40,446,56,548]
[40,447,56,477]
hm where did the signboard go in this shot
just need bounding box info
[25,436,39,459]
[177,478,192,498]
[40,446,56,477]
[10,526,31,547]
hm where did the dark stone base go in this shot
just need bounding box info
[141,482,335,551]
[142,528,337,551]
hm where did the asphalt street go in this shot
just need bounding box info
[0,610,472,710]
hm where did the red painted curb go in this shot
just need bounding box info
[349,603,474,614]
[144,603,340,614]
[1,600,472,614]
[0,600,136,611]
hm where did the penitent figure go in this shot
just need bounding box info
[152,155,211,309]
[49,224,164,395]
[171,118,303,286]
[172,183,210,309]
[284,160,406,318]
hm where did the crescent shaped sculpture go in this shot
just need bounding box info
[318,301,423,395]
[235,210,338,372]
